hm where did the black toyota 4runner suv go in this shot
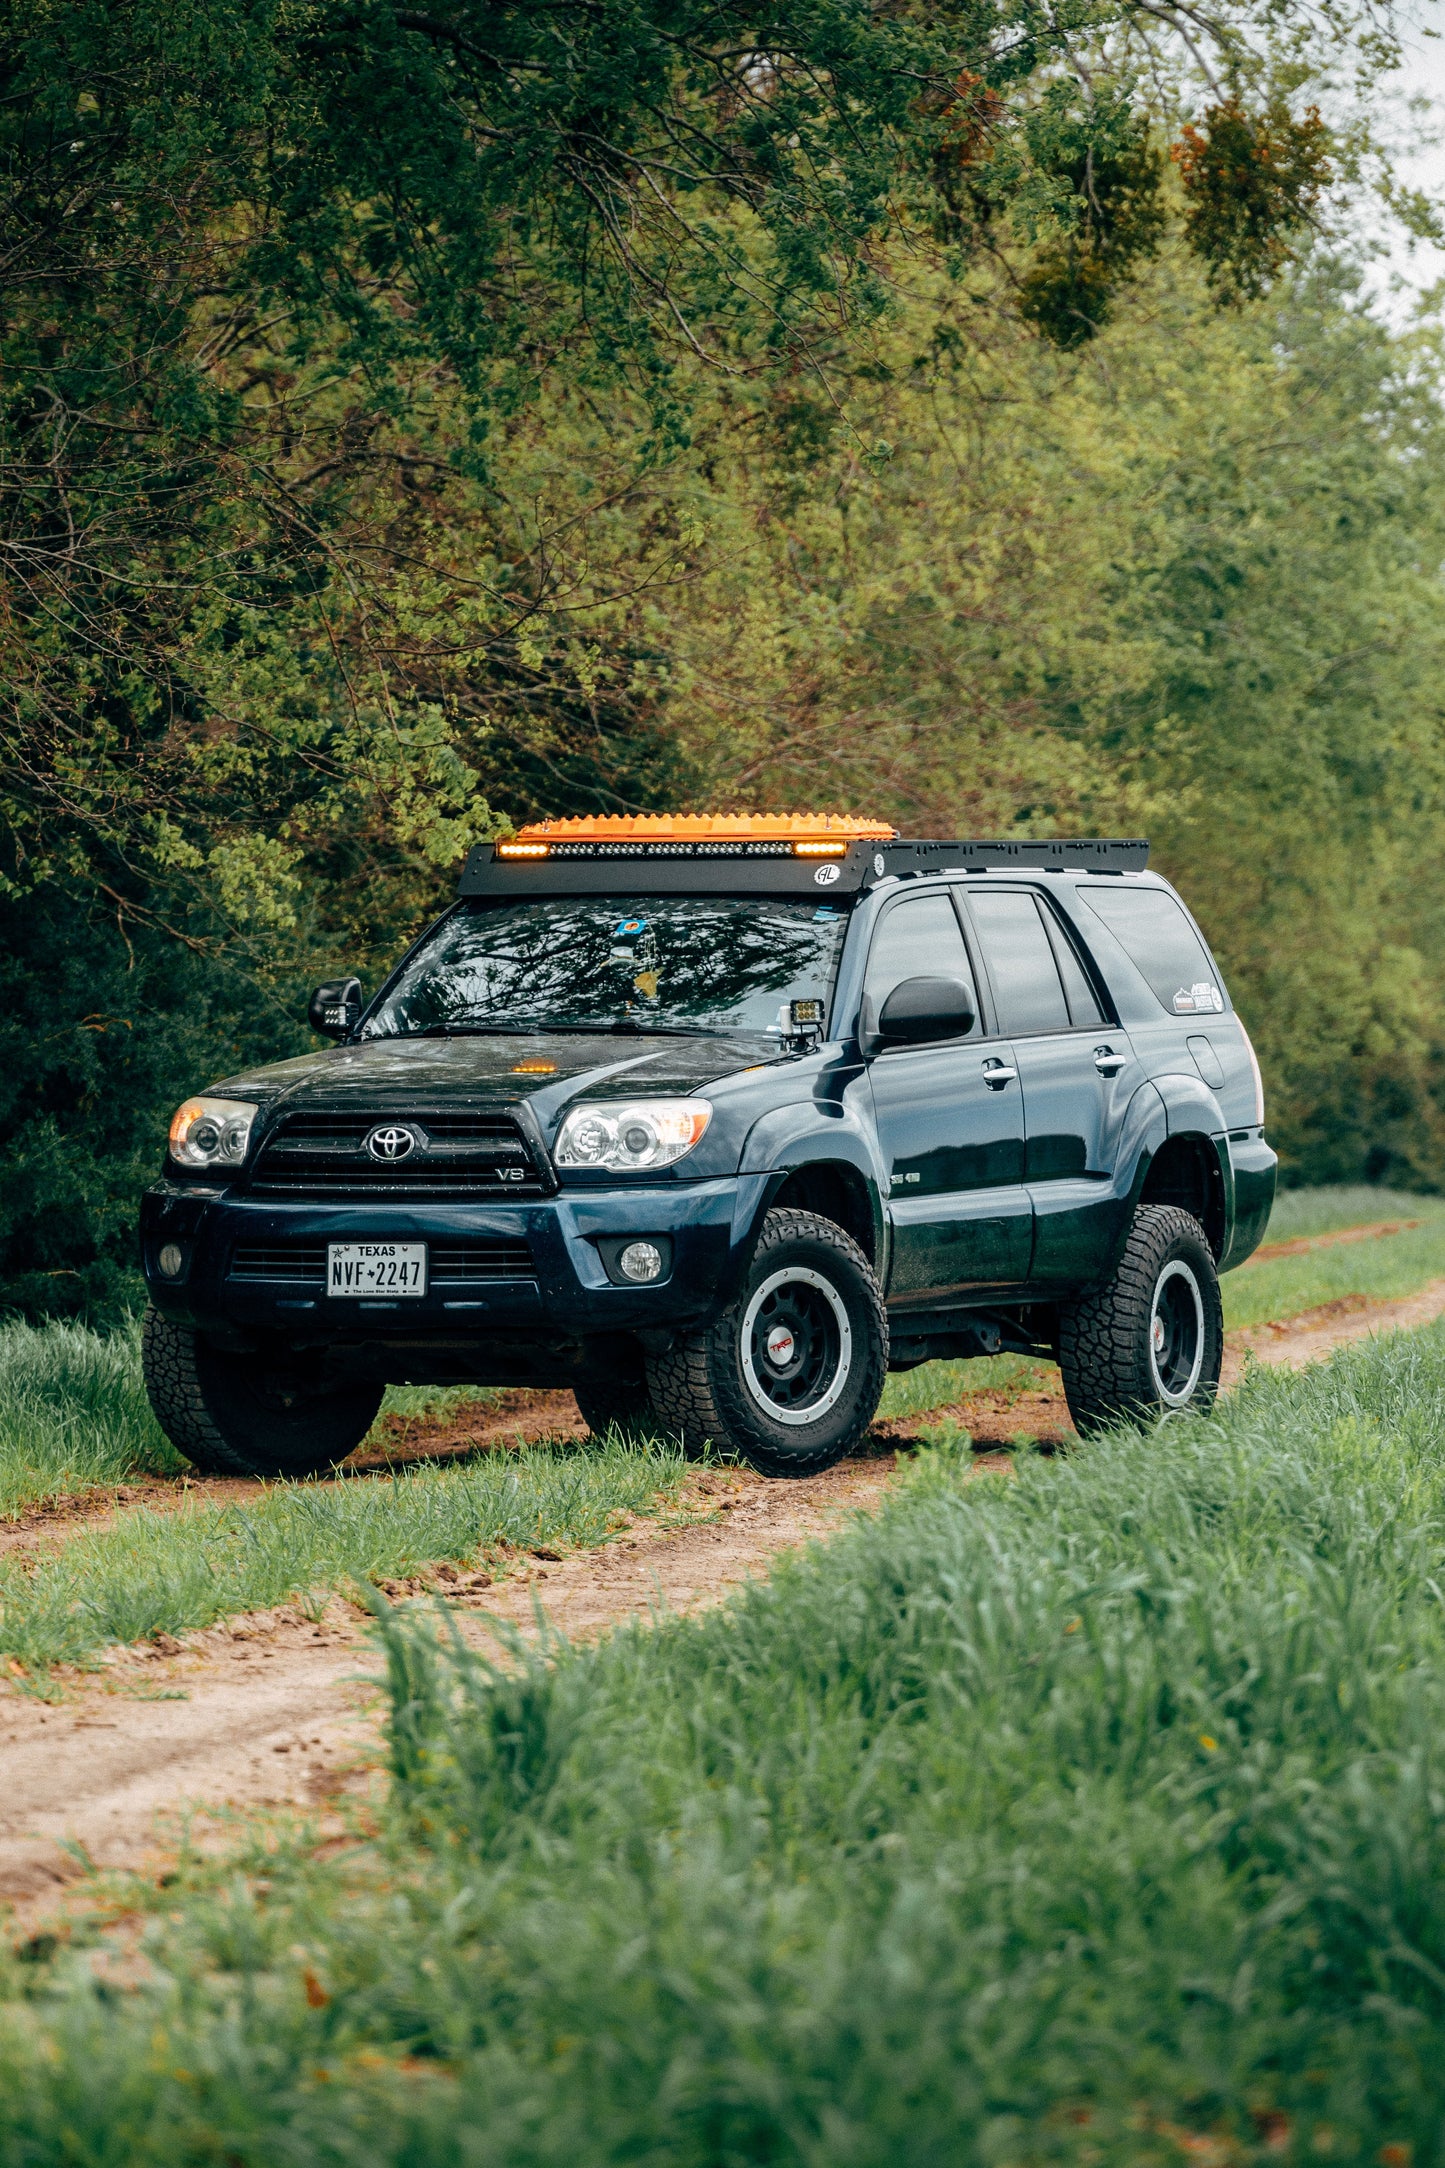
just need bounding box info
[139,820,1276,1479]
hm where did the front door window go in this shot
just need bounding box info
[864,891,1031,1302]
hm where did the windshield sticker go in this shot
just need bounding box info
[633,971,659,999]
[613,918,646,936]
[1173,981,1224,1014]
[813,905,841,921]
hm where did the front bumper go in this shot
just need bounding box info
[140,1175,769,1370]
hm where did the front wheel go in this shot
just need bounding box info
[644,1209,888,1478]
[141,1308,384,1478]
[1058,1204,1223,1437]
[573,1371,660,1444]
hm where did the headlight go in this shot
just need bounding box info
[168,1096,259,1170]
[554,1098,711,1172]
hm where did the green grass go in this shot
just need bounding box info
[0,1435,691,1671]
[0,1323,511,1521]
[0,1317,182,1513]
[1225,1192,1445,1331]
[370,1381,507,1428]
[10,1329,1445,2159]
[1263,1183,1442,1242]
[875,1349,1053,1422]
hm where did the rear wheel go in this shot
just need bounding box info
[141,1308,383,1478]
[573,1372,660,1444]
[645,1209,887,1478]
[1058,1204,1222,1437]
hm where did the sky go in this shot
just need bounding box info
[1368,2,1445,319]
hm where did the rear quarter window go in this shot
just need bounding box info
[1075,885,1225,1018]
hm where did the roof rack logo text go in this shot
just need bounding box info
[813,863,841,886]
[366,1125,417,1162]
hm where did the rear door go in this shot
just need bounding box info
[863,888,1032,1306]
[961,885,1137,1285]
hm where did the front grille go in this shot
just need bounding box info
[248,1107,547,1199]
[229,1239,536,1286]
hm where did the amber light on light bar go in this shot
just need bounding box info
[496,841,551,858]
[509,811,896,845]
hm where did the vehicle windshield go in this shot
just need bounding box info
[362,895,851,1040]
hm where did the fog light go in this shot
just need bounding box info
[157,1243,185,1280]
[618,1240,663,1284]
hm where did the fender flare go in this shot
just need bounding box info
[729,1103,889,1300]
[1123,1072,1235,1263]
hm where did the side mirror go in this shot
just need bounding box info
[309,976,363,1040]
[875,975,976,1050]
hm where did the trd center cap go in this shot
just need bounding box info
[766,1325,796,1367]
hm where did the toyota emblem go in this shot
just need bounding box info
[366,1124,417,1162]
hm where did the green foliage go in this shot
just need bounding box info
[1176,96,1333,301]
[0,0,1437,1316]
[1017,94,1169,345]
[0,0,1393,935]
[639,254,1445,1187]
[0,888,303,1322]
[10,1330,1445,2155]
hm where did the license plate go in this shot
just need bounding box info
[327,1242,427,1298]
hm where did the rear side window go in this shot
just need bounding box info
[1076,885,1224,1016]
[967,890,1070,1035]
[1041,906,1104,1027]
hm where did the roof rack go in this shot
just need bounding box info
[458,825,1147,897]
[874,838,1148,878]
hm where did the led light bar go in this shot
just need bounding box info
[461,830,1149,897]
[507,812,897,845]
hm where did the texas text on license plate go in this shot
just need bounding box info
[327,1243,427,1297]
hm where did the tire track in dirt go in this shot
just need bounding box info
[6,1282,1445,1917]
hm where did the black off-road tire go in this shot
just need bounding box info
[644,1209,888,1478]
[141,1307,384,1479]
[1058,1204,1223,1437]
[573,1372,661,1445]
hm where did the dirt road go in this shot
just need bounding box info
[5,1282,1445,1917]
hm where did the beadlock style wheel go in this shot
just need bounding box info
[1058,1204,1223,1437]
[740,1266,854,1426]
[1148,1259,1206,1405]
[645,1208,887,1478]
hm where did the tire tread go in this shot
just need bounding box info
[1058,1204,1222,1435]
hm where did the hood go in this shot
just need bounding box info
[219,1028,783,1132]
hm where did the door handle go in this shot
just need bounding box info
[982,1060,1017,1089]
[1093,1046,1126,1076]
